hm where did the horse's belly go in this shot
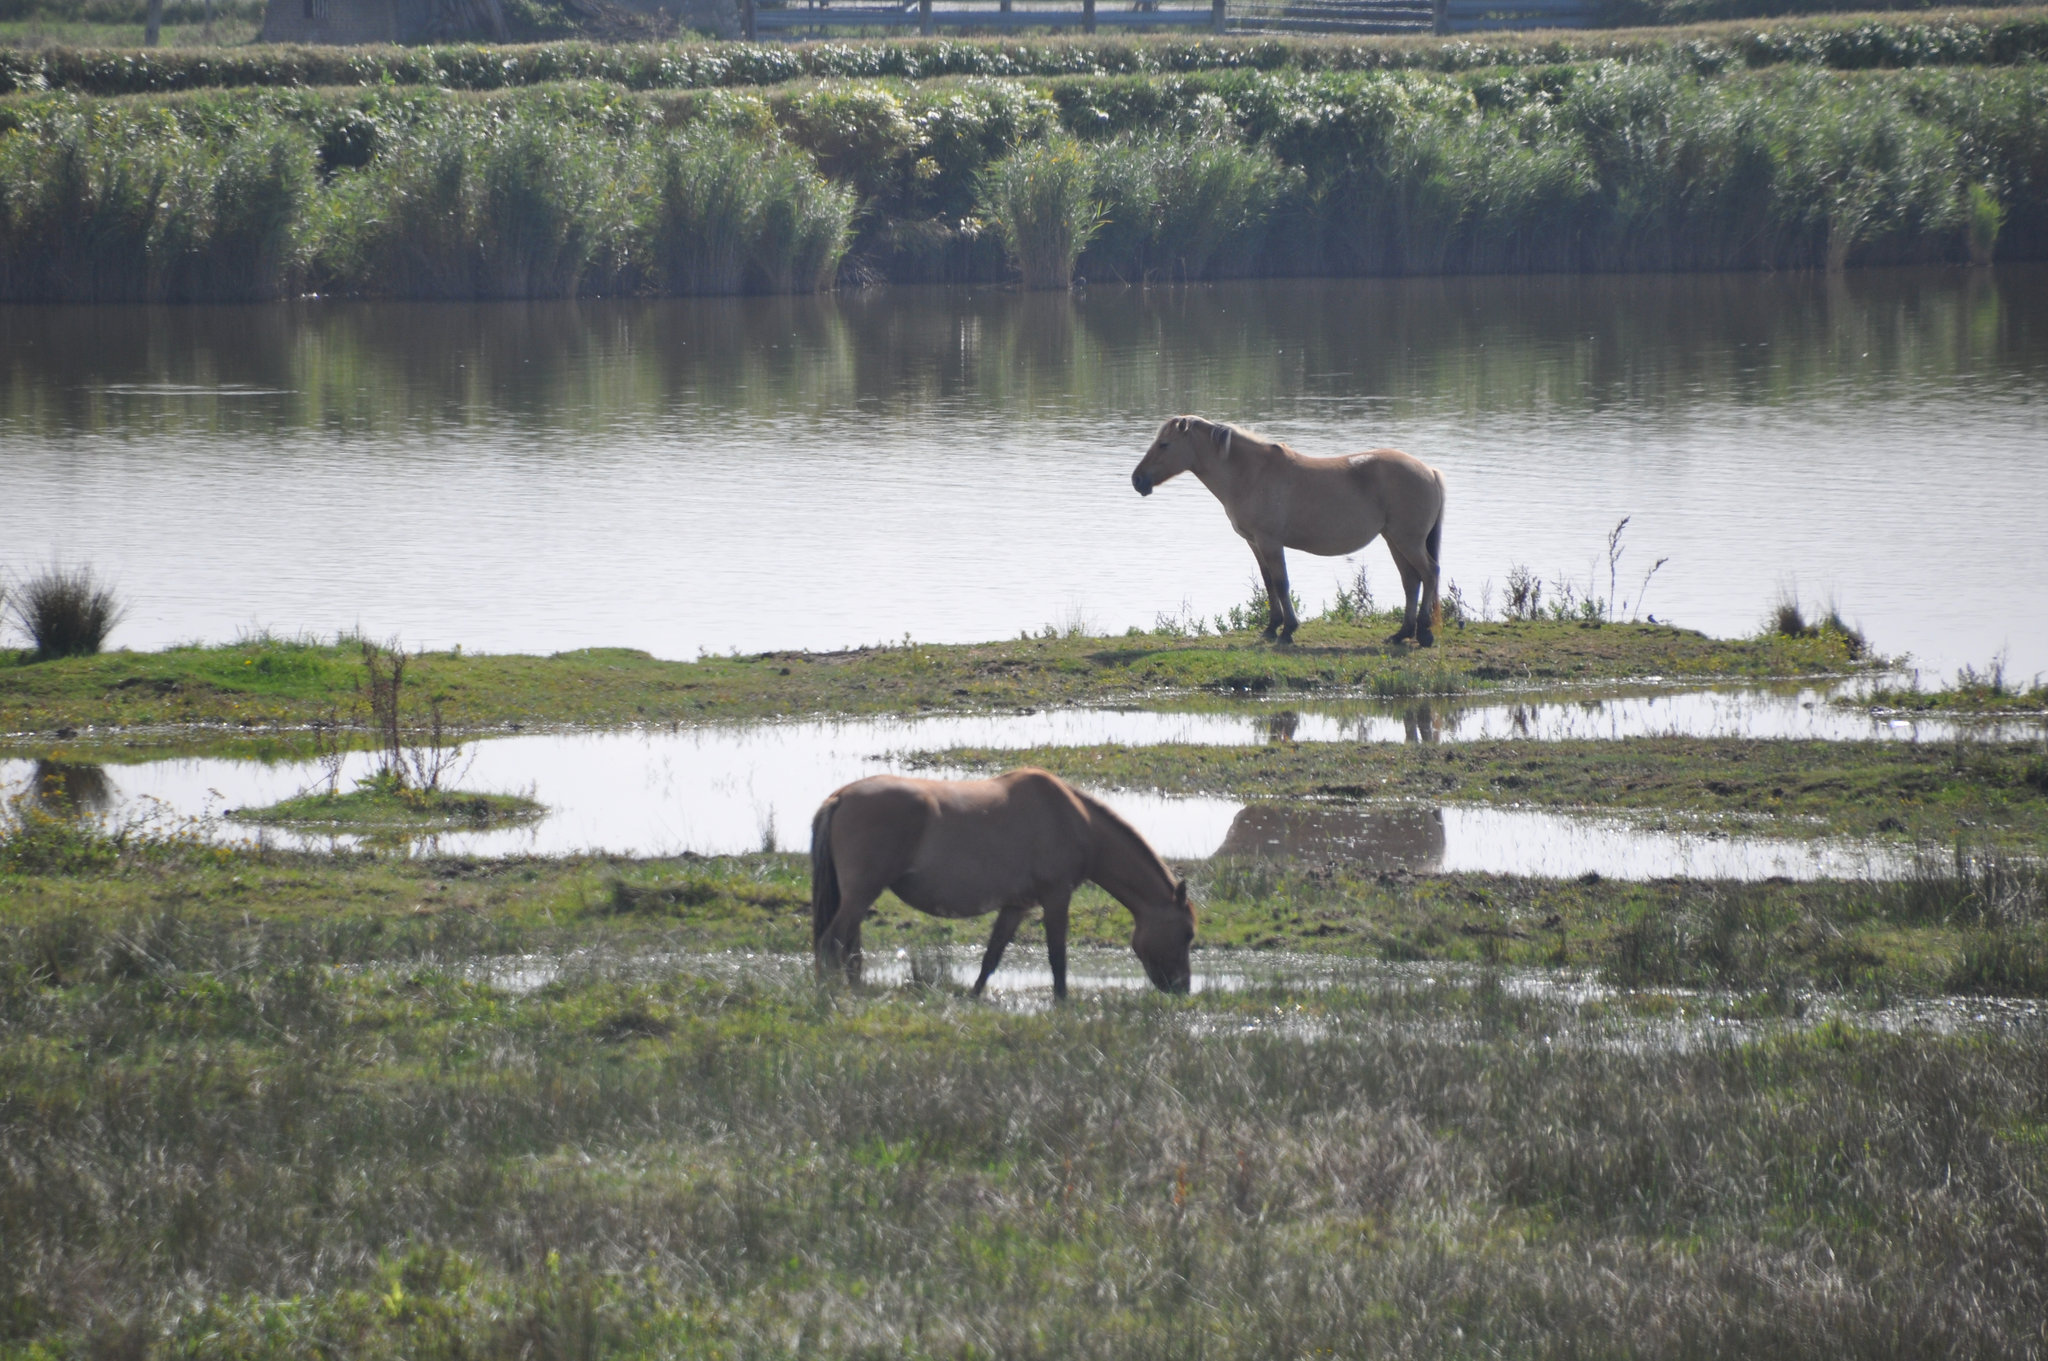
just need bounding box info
[889,867,1012,920]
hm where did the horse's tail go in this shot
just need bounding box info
[1427,477,1446,627]
[810,796,841,947]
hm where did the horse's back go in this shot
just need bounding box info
[822,770,1091,916]
[1333,448,1444,535]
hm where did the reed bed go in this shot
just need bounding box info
[0,900,2041,1358]
[2,62,2044,297]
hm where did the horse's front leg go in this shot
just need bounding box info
[1041,891,1072,1001]
[1252,541,1298,643]
[971,904,1029,997]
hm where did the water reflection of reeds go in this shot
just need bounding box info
[5,269,2038,437]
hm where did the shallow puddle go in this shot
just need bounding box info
[3,690,1967,877]
[471,946,2045,1043]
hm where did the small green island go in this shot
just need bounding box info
[229,774,544,833]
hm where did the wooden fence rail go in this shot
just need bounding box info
[740,0,1597,38]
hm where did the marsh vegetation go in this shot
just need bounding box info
[5,17,2048,299]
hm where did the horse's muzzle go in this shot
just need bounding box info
[1132,471,1153,497]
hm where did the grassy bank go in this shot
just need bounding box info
[0,619,1869,744]
[926,734,2048,844]
[0,874,2043,1357]
[4,44,2047,297]
[17,837,2040,992]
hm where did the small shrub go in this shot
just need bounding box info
[1213,577,1299,635]
[1322,563,1377,624]
[11,564,123,659]
[1818,602,1868,658]
[1504,563,1542,621]
[1771,589,1811,638]
[0,787,119,875]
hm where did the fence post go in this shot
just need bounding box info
[1082,0,1095,32]
[1211,0,1223,31]
[742,0,756,38]
[920,0,932,32]
[1432,0,1449,35]
[1001,0,1011,10]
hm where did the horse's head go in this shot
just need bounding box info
[1131,877,1196,993]
[1132,416,1231,497]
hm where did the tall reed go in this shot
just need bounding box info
[311,111,617,299]
[1084,134,1301,282]
[0,109,311,302]
[637,132,854,295]
[978,137,1103,289]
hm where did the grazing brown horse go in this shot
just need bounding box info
[1132,416,1447,646]
[810,768,1195,998]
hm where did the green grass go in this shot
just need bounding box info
[0,619,1874,747]
[5,836,2042,993]
[925,734,2048,845]
[229,782,545,833]
[0,872,2042,1357]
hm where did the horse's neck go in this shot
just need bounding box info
[1079,794,1172,908]
[1193,430,1280,497]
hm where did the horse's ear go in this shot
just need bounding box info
[1174,417,1190,435]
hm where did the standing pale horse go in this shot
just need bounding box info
[810,768,1195,998]
[1131,416,1448,646]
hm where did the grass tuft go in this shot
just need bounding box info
[9,563,123,659]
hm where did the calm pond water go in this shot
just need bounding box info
[3,267,2044,681]
[4,690,1943,876]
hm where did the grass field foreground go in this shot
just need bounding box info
[0,888,2042,1357]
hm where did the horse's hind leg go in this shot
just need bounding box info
[1388,552,1422,644]
[1397,541,1440,647]
[971,904,1029,997]
[818,884,880,986]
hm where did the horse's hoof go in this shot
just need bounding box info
[1385,630,1413,646]
[1416,628,1436,648]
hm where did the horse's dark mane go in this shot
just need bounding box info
[1187,415,1283,460]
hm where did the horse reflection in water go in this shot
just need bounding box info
[1219,804,1447,874]
[810,768,1195,998]
[1403,701,1443,744]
